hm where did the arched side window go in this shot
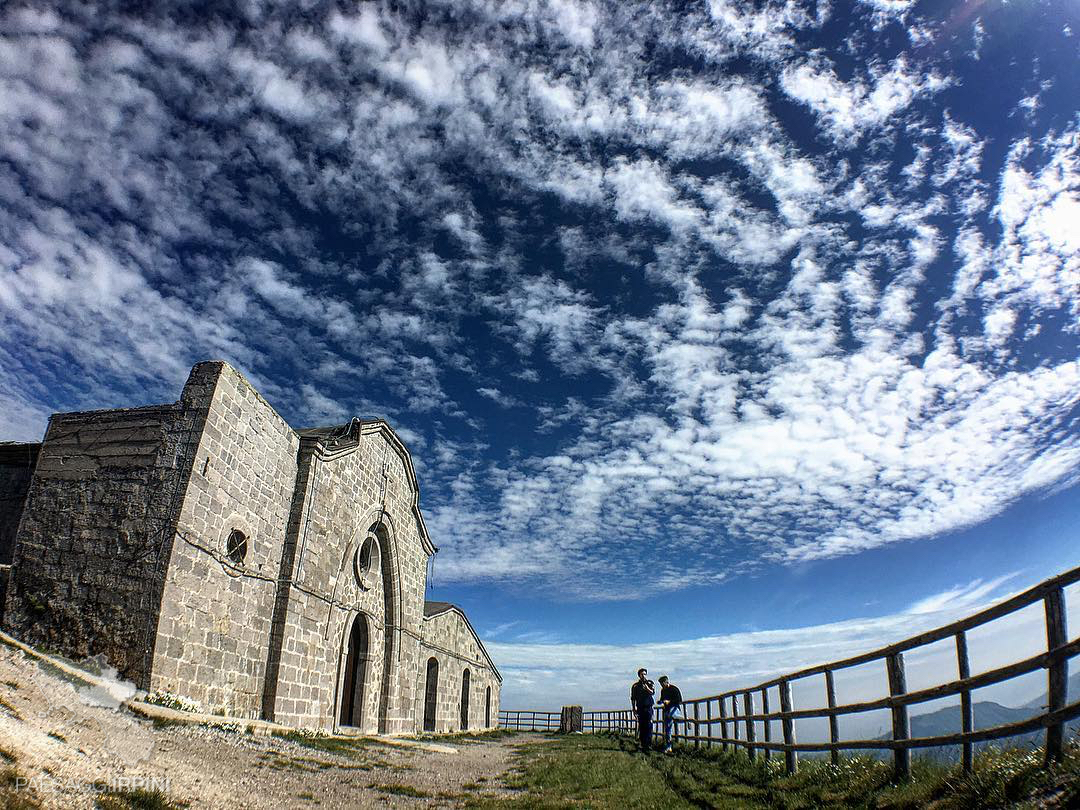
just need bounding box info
[423,657,439,732]
[225,529,248,566]
[460,668,471,731]
[485,685,492,728]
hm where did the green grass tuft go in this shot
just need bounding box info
[430,728,521,743]
[0,764,42,810]
[270,730,383,758]
[0,695,23,721]
[92,783,189,810]
[367,782,432,797]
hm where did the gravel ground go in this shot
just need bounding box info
[0,641,543,808]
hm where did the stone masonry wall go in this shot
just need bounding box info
[0,443,39,625]
[2,398,207,685]
[269,425,431,733]
[419,609,501,732]
[0,443,39,566]
[149,363,299,718]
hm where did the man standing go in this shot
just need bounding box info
[658,675,683,754]
[629,667,655,753]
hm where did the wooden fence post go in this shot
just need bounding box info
[733,695,741,748]
[779,679,797,775]
[744,692,756,761]
[706,698,713,748]
[1045,586,1068,764]
[693,700,700,748]
[955,631,973,773]
[825,670,839,766]
[719,696,728,751]
[887,653,910,781]
[761,688,771,760]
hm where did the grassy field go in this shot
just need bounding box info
[467,732,1080,809]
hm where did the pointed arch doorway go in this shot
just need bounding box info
[460,669,471,730]
[423,657,439,732]
[339,613,369,727]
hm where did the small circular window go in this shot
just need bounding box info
[354,534,380,588]
[225,529,248,567]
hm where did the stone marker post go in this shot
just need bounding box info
[559,705,583,733]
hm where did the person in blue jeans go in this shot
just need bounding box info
[629,667,655,752]
[658,675,683,753]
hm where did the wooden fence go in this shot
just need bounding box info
[498,710,561,732]
[499,564,1080,779]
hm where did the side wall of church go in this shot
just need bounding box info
[419,610,501,732]
[269,427,431,733]
[0,443,38,566]
[1,398,207,685]
[0,443,39,625]
[149,362,300,718]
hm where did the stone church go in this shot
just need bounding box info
[0,361,500,735]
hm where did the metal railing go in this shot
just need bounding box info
[501,564,1080,779]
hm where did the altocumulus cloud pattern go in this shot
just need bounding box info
[0,0,1077,598]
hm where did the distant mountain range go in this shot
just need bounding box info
[1021,671,1080,711]
[869,673,1080,761]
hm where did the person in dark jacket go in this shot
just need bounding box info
[657,675,683,753]
[629,667,655,752]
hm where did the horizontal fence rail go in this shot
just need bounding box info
[584,710,636,734]
[500,564,1080,779]
[498,710,561,732]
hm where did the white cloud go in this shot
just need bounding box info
[286,29,333,63]
[477,387,520,408]
[546,0,598,48]
[228,50,329,122]
[781,57,948,142]
[328,8,389,54]
[607,159,701,231]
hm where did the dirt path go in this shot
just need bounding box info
[0,641,544,808]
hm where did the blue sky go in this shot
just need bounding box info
[1,0,1078,719]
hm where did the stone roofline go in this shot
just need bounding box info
[423,601,503,683]
[43,402,179,420]
[295,419,438,557]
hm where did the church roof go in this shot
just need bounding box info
[422,600,502,682]
[423,600,455,617]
